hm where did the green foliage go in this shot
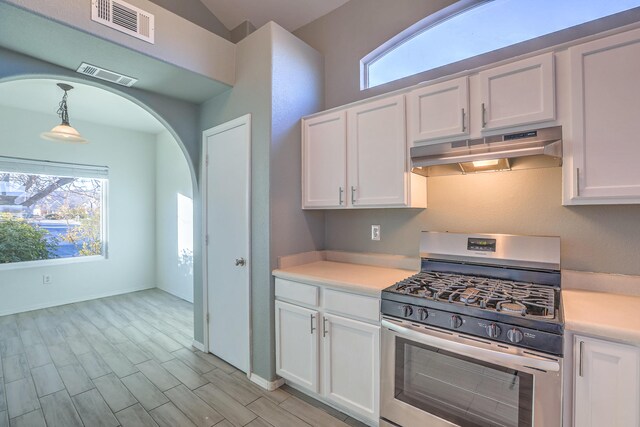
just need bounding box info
[61,209,102,256]
[0,215,57,263]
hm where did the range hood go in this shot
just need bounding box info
[411,126,562,176]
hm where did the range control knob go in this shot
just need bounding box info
[402,305,413,317]
[450,315,463,329]
[417,308,428,321]
[507,328,524,343]
[486,323,502,338]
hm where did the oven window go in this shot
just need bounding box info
[395,337,533,427]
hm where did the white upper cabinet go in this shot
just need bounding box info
[275,300,319,393]
[574,335,640,427]
[302,95,426,210]
[347,94,408,207]
[407,76,469,144]
[479,52,556,131]
[302,111,347,208]
[566,28,640,204]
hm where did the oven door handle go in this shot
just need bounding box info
[382,319,560,372]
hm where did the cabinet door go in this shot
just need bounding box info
[479,52,555,131]
[347,95,407,207]
[302,111,347,208]
[568,28,640,202]
[408,76,469,144]
[275,301,319,392]
[574,335,640,427]
[322,314,380,422]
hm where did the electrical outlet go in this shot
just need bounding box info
[371,224,381,241]
[42,275,52,285]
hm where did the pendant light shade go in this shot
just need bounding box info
[40,83,88,144]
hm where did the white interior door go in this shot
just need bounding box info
[204,115,251,373]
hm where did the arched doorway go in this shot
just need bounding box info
[0,77,197,327]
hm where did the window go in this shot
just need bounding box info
[362,0,640,88]
[0,157,108,265]
[177,193,193,275]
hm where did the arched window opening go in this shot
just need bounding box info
[362,0,640,89]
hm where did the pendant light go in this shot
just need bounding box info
[40,83,88,144]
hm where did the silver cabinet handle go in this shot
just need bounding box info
[235,258,246,266]
[310,314,316,334]
[322,317,328,337]
[575,168,580,197]
[481,103,487,128]
[339,187,344,206]
[579,340,584,377]
[461,108,466,132]
[351,186,356,205]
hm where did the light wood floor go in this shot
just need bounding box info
[0,289,365,427]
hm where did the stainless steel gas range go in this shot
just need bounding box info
[380,232,563,427]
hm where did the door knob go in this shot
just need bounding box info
[235,258,246,266]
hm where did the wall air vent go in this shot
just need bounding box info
[91,0,154,44]
[76,62,138,87]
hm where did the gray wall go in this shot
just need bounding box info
[294,0,457,109]
[2,0,235,87]
[270,24,325,265]
[200,24,274,379]
[147,0,230,39]
[326,168,640,275]
[200,23,324,381]
[297,0,640,277]
[0,46,206,341]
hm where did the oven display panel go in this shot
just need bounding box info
[467,238,496,252]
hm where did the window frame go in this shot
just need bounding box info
[360,0,640,91]
[0,156,109,270]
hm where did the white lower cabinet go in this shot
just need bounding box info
[322,313,380,422]
[275,300,319,393]
[574,335,640,426]
[274,278,380,425]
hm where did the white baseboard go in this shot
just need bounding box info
[0,285,155,317]
[191,340,205,351]
[249,373,285,391]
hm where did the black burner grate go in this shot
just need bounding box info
[392,271,557,319]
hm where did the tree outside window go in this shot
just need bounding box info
[0,164,106,264]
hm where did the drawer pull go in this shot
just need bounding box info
[310,314,316,334]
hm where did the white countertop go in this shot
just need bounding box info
[563,289,640,345]
[273,261,416,297]
[274,258,640,345]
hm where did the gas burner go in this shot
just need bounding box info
[498,301,527,315]
[391,271,557,320]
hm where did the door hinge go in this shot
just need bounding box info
[205,235,209,245]
[206,313,210,323]
[206,154,209,167]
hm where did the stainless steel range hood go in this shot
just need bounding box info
[411,126,562,176]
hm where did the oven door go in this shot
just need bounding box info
[381,318,562,427]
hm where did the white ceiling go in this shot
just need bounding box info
[199,0,349,32]
[0,79,166,134]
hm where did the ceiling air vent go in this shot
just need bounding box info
[91,0,154,44]
[76,62,138,87]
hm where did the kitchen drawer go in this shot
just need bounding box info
[323,289,380,323]
[275,278,319,307]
